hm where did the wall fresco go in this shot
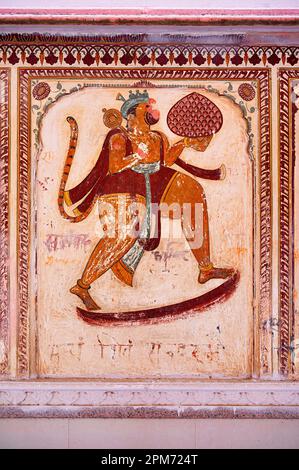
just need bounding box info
[0,34,296,381]
[33,79,255,377]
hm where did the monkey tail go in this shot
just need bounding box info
[57,116,93,223]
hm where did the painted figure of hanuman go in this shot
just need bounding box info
[58,90,234,311]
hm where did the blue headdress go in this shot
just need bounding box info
[116,90,149,119]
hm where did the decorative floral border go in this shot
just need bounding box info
[0,68,9,376]
[0,36,299,68]
[17,67,271,378]
[278,68,299,375]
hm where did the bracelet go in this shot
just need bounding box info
[184,137,191,147]
[199,262,214,272]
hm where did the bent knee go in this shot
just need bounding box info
[170,173,205,201]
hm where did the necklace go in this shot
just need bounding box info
[128,129,150,145]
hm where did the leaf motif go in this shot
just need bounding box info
[225,81,233,92]
[45,97,53,106]
[227,94,236,102]
[239,102,247,117]
[55,92,65,99]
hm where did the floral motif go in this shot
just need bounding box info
[32,82,50,100]
[238,83,256,101]
[0,38,298,68]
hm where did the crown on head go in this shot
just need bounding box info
[116,90,149,118]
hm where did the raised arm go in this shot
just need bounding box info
[160,132,185,167]
[160,132,225,180]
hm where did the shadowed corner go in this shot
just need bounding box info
[76,270,240,327]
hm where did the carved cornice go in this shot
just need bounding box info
[0,9,299,26]
[0,381,299,418]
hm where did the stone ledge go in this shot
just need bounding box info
[1,381,298,418]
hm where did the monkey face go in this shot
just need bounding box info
[132,99,160,128]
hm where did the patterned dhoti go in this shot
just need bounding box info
[79,193,146,288]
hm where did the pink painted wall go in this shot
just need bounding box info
[0,419,299,449]
[0,0,298,8]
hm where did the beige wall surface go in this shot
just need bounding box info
[35,82,253,379]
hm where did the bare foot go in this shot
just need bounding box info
[199,266,235,284]
[70,284,101,311]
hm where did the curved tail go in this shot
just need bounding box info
[57,116,93,223]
